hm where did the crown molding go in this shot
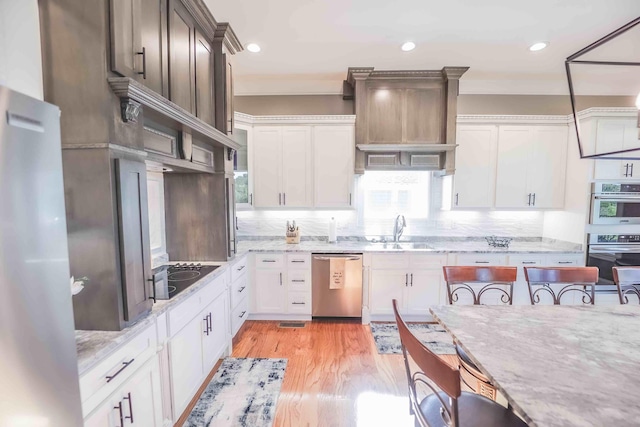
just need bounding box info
[458,107,639,125]
[234,112,356,126]
[457,114,570,124]
[575,107,638,120]
[214,22,243,54]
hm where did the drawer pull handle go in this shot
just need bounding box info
[123,392,134,423]
[262,260,276,263]
[239,311,246,318]
[558,261,573,264]
[474,261,490,264]
[237,265,245,271]
[522,261,537,265]
[291,260,306,263]
[292,280,305,283]
[238,286,246,293]
[292,302,306,305]
[106,359,135,383]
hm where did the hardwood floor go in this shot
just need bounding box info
[230,320,457,427]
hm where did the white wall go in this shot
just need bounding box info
[0,0,43,99]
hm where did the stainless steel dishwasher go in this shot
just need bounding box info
[312,254,363,317]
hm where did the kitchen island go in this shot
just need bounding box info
[431,304,640,427]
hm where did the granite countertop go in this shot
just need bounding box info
[75,237,581,375]
[236,237,582,255]
[74,256,247,376]
[430,305,640,427]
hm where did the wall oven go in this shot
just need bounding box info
[586,234,640,287]
[590,182,640,225]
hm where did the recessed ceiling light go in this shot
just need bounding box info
[246,43,261,53]
[401,42,416,52]
[529,42,549,52]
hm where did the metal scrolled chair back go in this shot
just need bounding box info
[524,267,600,305]
[612,267,640,304]
[443,266,518,306]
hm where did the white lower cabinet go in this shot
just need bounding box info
[230,256,250,336]
[369,254,446,317]
[84,356,163,427]
[255,269,286,313]
[169,311,206,418]
[252,253,312,318]
[167,276,229,421]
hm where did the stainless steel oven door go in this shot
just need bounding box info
[590,197,640,224]
[586,245,640,285]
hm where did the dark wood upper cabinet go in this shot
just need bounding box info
[110,0,167,96]
[115,158,153,322]
[367,87,403,143]
[195,29,214,125]
[169,1,196,113]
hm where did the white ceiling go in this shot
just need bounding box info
[205,0,640,96]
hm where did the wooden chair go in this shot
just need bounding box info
[392,300,526,427]
[442,266,518,401]
[612,267,640,304]
[443,266,518,305]
[524,267,600,305]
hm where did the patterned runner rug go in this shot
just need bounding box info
[185,358,287,427]
[370,322,455,355]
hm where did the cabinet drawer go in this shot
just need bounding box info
[287,270,311,291]
[231,256,248,282]
[371,254,410,270]
[508,255,545,267]
[410,254,448,269]
[232,297,249,336]
[287,292,311,314]
[546,254,584,266]
[79,324,157,417]
[455,254,507,266]
[198,275,226,309]
[167,289,202,337]
[231,274,249,309]
[287,253,311,269]
[255,253,285,269]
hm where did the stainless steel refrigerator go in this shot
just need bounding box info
[0,86,83,426]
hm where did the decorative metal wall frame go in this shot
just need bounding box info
[565,16,640,160]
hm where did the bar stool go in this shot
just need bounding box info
[524,267,599,305]
[612,267,640,304]
[392,300,527,427]
[443,266,518,306]
[442,266,518,400]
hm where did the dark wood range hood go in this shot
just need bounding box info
[343,66,469,174]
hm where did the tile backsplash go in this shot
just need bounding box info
[237,209,544,239]
[237,173,545,238]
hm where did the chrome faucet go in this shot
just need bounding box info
[393,214,406,242]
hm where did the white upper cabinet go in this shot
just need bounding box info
[252,126,313,208]
[453,125,497,208]
[281,127,313,207]
[313,126,354,208]
[249,120,355,209]
[528,127,568,208]
[495,125,567,209]
[593,118,640,179]
[252,127,282,208]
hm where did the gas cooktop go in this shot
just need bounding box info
[152,263,220,300]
